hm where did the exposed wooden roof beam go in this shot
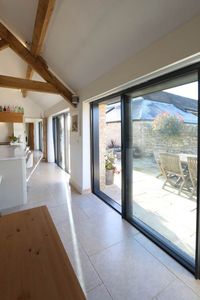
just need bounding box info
[22,0,56,97]
[0,39,9,50]
[31,0,55,56]
[0,22,74,106]
[0,74,59,94]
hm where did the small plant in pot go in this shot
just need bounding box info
[9,134,18,145]
[105,152,116,185]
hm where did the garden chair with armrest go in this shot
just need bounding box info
[159,153,189,194]
[187,156,197,198]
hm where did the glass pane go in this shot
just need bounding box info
[64,114,70,173]
[131,74,198,260]
[57,115,65,170]
[38,122,43,151]
[98,98,122,205]
[53,118,58,163]
[53,114,68,171]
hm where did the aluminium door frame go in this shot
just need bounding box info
[91,62,200,278]
[91,101,121,213]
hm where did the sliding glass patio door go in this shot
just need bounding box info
[123,71,198,272]
[92,97,122,212]
[53,113,70,173]
[92,63,200,277]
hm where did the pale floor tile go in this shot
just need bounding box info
[48,202,89,226]
[59,239,102,293]
[55,221,78,244]
[90,238,175,300]
[74,193,115,219]
[86,284,112,300]
[134,233,200,297]
[76,211,139,256]
[156,279,200,300]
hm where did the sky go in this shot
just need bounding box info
[165,82,198,100]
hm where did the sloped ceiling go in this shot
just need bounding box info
[0,48,62,110]
[0,0,200,109]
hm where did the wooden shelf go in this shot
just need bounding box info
[0,112,24,123]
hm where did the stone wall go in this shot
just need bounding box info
[106,122,121,147]
[106,121,197,157]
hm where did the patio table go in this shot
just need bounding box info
[179,153,197,164]
[172,154,197,193]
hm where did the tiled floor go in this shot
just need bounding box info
[3,162,200,300]
[26,150,43,182]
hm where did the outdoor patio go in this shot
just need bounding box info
[102,157,197,258]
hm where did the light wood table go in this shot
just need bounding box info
[0,206,86,300]
[179,153,197,163]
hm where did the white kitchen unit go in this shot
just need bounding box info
[0,145,27,210]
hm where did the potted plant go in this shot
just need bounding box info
[9,134,18,145]
[105,152,116,185]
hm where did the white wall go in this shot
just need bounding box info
[13,123,25,146]
[45,99,84,193]
[70,106,82,192]
[0,123,13,142]
[79,14,200,101]
[44,99,74,116]
[0,88,43,118]
[78,14,200,193]
[0,88,44,148]
[44,98,82,192]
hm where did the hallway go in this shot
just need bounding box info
[4,162,200,300]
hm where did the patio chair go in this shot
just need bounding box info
[153,151,164,178]
[159,153,188,194]
[187,156,197,197]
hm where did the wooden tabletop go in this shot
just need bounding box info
[0,206,86,300]
[179,153,197,163]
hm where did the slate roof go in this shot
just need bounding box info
[106,92,197,124]
[143,91,197,113]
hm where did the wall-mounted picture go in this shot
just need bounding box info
[71,114,78,132]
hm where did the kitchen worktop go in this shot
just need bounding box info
[0,145,26,160]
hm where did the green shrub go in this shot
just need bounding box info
[152,112,184,137]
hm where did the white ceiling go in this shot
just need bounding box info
[0,48,62,110]
[0,0,37,42]
[0,0,200,107]
[0,48,26,77]
[27,92,63,110]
